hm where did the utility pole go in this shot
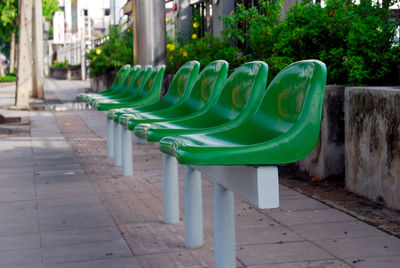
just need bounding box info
[32,0,44,99]
[134,0,166,66]
[15,0,33,109]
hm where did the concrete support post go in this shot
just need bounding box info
[212,0,235,37]
[15,0,33,108]
[162,154,180,224]
[113,123,122,166]
[32,0,44,99]
[106,118,114,158]
[184,166,203,248]
[122,126,133,176]
[214,183,235,268]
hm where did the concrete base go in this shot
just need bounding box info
[345,86,400,209]
[299,85,345,179]
[89,71,116,92]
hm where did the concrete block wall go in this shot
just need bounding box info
[299,85,345,179]
[345,87,400,209]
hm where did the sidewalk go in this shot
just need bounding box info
[0,79,399,267]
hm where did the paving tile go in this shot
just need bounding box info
[274,197,330,211]
[267,208,357,226]
[35,174,88,184]
[34,163,82,172]
[248,259,351,268]
[344,255,400,268]
[236,241,334,265]
[136,248,215,268]
[34,169,86,179]
[279,185,309,200]
[37,195,102,209]
[0,201,38,235]
[39,202,114,231]
[43,256,141,268]
[0,166,34,174]
[0,172,34,186]
[236,224,303,245]
[42,239,132,264]
[0,185,36,203]
[36,180,95,200]
[314,236,400,258]
[0,248,41,268]
[41,225,122,248]
[0,233,40,252]
[290,221,387,241]
[0,160,34,168]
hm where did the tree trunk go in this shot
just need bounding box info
[15,0,33,109]
[9,32,16,73]
[32,0,44,99]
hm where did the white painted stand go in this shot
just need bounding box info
[113,123,122,166]
[122,126,133,176]
[184,166,203,248]
[214,183,235,268]
[192,165,279,268]
[162,154,180,224]
[106,118,114,158]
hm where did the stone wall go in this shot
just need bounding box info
[298,85,345,179]
[89,71,116,92]
[49,66,81,80]
[345,87,400,209]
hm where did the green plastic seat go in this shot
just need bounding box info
[135,61,269,142]
[88,65,145,106]
[77,64,131,102]
[111,61,200,126]
[94,65,166,111]
[159,60,327,165]
[121,60,229,132]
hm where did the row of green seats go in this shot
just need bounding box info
[106,59,326,166]
[77,59,326,166]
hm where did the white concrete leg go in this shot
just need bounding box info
[214,183,235,268]
[184,166,203,248]
[122,126,133,176]
[162,154,179,224]
[106,118,114,158]
[113,123,122,166]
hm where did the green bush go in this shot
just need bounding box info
[51,59,69,68]
[86,26,133,77]
[166,34,246,74]
[221,0,400,85]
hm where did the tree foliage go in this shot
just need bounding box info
[222,0,400,85]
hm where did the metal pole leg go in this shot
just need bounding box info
[106,118,114,158]
[214,183,235,268]
[162,154,179,224]
[184,166,203,248]
[122,126,133,176]
[113,123,122,166]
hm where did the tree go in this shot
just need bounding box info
[0,0,18,74]
[0,0,59,74]
[42,0,60,21]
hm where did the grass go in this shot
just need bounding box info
[0,74,16,83]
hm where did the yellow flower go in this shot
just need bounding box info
[167,43,175,52]
[191,34,197,39]
[168,55,174,61]
[93,56,97,61]
[127,28,131,33]
[193,22,199,28]
[165,17,170,23]
[96,48,102,55]
[182,51,188,57]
